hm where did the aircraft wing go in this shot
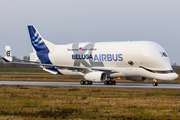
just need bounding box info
[2,45,118,75]
[2,57,118,74]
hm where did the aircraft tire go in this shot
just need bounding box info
[89,81,92,85]
[85,80,89,85]
[80,80,84,85]
[104,81,108,85]
[113,81,116,85]
[153,82,158,86]
[108,80,112,85]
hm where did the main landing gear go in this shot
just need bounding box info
[104,79,116,85]
[80,80,92,85]
[153,79,158,86]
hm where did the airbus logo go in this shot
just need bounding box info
[160,52,168,57]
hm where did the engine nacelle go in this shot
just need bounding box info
[84,71,107,82]
[126,77,148,82]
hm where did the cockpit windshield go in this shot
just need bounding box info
[154,70,174,74]
[139,66,174,74]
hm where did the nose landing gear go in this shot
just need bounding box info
[153,79,158,86]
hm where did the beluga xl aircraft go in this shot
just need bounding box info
[2,25,178,86]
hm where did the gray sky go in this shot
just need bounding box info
[0,0,179,64]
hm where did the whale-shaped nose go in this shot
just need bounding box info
[168,73,179,81]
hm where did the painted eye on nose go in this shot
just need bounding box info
[128,60,134,66]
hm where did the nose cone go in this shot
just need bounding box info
[168,73,179,81]
[140,41,172,70]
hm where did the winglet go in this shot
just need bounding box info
[2,46,12,62]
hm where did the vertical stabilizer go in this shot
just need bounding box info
[28,25,50,52]
[28,25,55,52]
[3,46,12,62]
[27,25,60,74]
[28,25,55,64]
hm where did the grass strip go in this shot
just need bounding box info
[0,86,180,119]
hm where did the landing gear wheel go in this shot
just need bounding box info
[108,80,112,85]
[80,80,84,85]
[153,79,158,86]
[85,81,89,85]
[104,81,108,85]
[89,81,92,85]
[112,81,116,85]
[153,82,158,86]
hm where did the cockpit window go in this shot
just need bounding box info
[155,70,174,74]
[139,66,174,74]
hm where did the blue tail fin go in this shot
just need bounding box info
[28,25,49,52]
[27,25,62,74]
[28,25,51,64]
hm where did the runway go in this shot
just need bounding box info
[0,81,180,89]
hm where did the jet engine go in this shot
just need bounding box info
[126,77,148,82]
[84,71,107,82]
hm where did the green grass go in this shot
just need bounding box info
[0,86,180,119]
[174,69,180,74]
[0,68,47,74]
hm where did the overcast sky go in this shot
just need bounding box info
[0,0,179,64]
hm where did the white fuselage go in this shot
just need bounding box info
[48,41,178,81]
